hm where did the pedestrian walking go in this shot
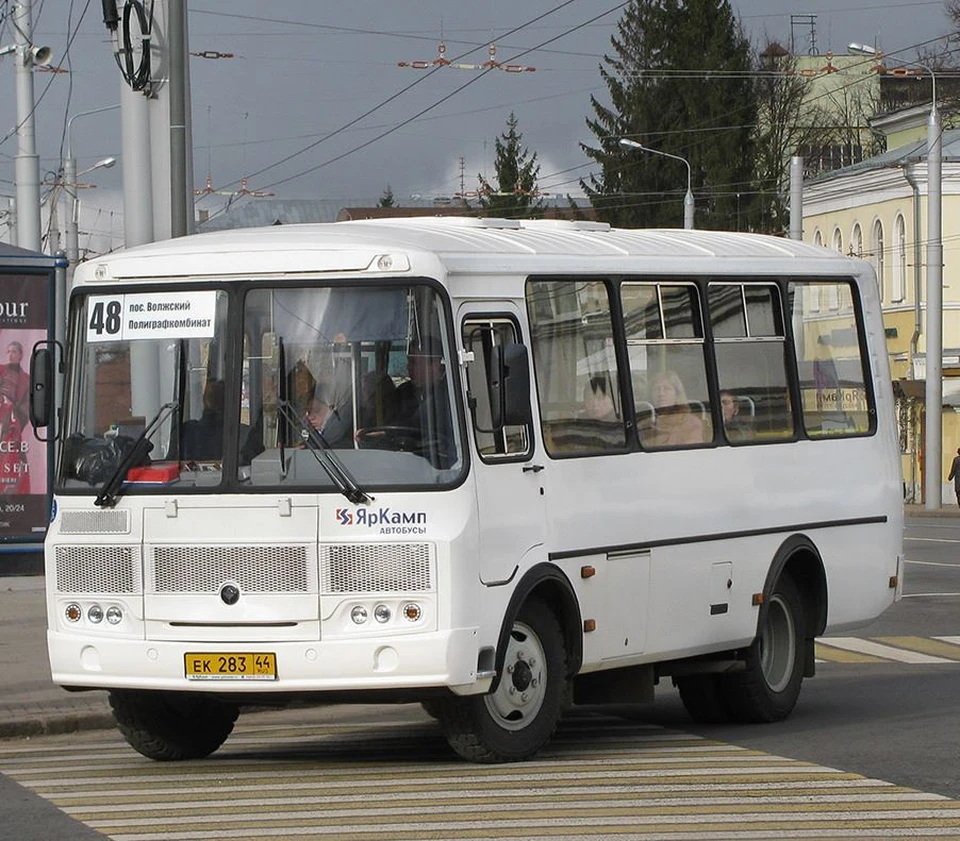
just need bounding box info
[947,448,960,508]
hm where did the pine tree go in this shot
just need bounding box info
[582,0,759,230]
[478,113,544,218]
[377,185,396,208]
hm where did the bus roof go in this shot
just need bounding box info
[73,217,867,285]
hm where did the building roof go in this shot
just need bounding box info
[807,127,960,184]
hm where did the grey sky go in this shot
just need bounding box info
[1,0,953,248]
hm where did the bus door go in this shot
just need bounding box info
[461,310,546,585]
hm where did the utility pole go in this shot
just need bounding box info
[168,0,189,238]
[11,0,47,251]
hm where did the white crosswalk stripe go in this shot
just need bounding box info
[3,710,960,839]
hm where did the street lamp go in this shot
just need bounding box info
[849,42,942,509]
[63,156,116,265]
[1,0,52,251]
[64,104,120,273]
[619,137,694,229]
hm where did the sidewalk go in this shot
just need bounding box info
[0,576,112,739]
[1,503,958,741]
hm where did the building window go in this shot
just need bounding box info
[872,219,885,302]
[811,230,823,312]
[827,229,842,309]
[893,214,906,303]
[851,223,863,258]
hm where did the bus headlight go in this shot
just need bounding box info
[87,604,104,624]
[106,606,123,625]
[350,605,368,624]
[373,604,392,623]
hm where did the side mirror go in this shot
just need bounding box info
[490,342,532,428]
[29,343,55,431]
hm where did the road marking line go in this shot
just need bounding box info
[817,638,953,663]
[904,559,960,567]
[935,636,960,645]
[872,636,960,660]
[814,644,885,663]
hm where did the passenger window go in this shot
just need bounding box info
[622,282,711,449]
[788,281,874,437]
[526,279,627,456]
[708,282,793,442]
[462,318,531,460]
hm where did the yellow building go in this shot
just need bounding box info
[802,118,960,503]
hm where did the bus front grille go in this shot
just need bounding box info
[55,545,140,594]
[59,509,130,535]
[320,543,433,593]
[149,545,311,594]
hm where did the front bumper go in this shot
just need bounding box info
[48,626,485,695]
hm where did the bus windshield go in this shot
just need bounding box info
[58,282,463,493]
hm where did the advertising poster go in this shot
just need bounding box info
[0,273,49,543]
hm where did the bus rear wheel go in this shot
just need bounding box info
[722,574,806,723]
[437,598,567,763]
[109,690,239,761]
[674,674,733,723]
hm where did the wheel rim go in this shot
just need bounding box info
[759,593,796,693]
[484,620,547,731]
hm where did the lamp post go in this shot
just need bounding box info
[1,0,52,251]
[619,137,694,229]
[63,156,116,267]
[849,43,942,509]
[64,104,120,274]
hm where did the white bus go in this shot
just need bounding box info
[32,217,903,764]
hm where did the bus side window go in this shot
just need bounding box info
[708,282,793,443]
[788,280,873,437]
[461,318,531,460]
[526,279,627,456]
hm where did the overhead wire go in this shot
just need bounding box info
[214,0,594,194]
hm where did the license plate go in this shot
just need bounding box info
[184,652,277,681]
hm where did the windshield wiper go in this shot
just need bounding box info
[276,399,373,505]
[95,402,179,508]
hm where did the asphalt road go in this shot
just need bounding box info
[2,513,959,839]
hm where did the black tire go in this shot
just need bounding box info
[674,674,733,724]
[437,598,568,763]
[109,690,239,761]
[722,574,806,723]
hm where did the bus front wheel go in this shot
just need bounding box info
[722,574,806,723]
[109,690,239,761]
[437,598,567,763]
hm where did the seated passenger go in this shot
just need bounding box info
[384,336,455,465]
[581,375,618,422]
[182,380,225,460]
[644,370,704,447]
[358,371,398,429]
[720,389,750,441]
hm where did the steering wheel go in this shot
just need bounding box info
[355,425,450,462]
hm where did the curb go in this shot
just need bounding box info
[0,710,115,740]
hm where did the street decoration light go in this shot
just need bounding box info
[849,42,942,509]
[619,138,694,229]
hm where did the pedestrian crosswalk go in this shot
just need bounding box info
[816,635,960,664]
[3,709,960,839]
